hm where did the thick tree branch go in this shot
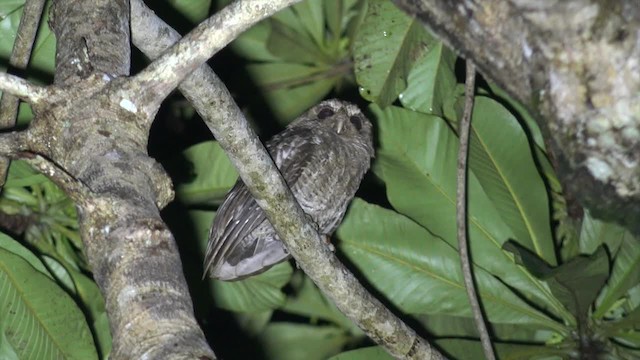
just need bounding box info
[37,0,214,358]
[394,0,640,235]
[131,1,446,359]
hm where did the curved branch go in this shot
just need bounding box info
[128,0,301,120]
[131,1,446,359]
[0,73,47,104]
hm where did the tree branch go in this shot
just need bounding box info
[0,73,48,104]
[0,0,46,187]
[127,0,301,120]
[394,0,640,235]
[41,0,214,358]
[131,1,446,358]
[457,61,495,360]
[0,0,46,125]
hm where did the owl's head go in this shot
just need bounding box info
[303,99,374,157]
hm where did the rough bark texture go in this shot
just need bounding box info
[29,0,214,358]
[394,0,640,235]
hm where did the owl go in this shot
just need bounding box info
[203,99,374,280]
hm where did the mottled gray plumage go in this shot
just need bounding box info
[204,99,374,280]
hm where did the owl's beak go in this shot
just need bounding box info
[335,117,346,134]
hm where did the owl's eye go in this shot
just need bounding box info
[349,115,363,131]
[317,107,334,119]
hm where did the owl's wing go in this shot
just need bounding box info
[203,128,316,280]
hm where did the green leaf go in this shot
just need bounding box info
[260,323,349,360]
[328,346,393,360]
[0,248,97,360]
[370,104,570,323]
[437,338,569,360]
[267,18,331,64]
[338,199,561,330]
[594,229,639,318]
[190,210,294,312]
[247,62,336,121]
[165,0,212,23]
[579,210,628,255]
[231,21,281,62]
[545,247,609,320]
[417,313,554,342]
[488,82,546,150]
[324,1,343,42]
[399,42,457,117]
[69,269,111,359]
[176,141,238,205]
[210,262,293,312]
[353,0,430,106]
[40,253,111,359]
[281,273,358,332]
[234,310,273,336]
[503,241,552,279]
[469,97,556,266]
[42,256,77,295]
[291,1,325,47]
[0,233,51,277]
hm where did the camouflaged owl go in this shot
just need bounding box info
[203,99,374,280]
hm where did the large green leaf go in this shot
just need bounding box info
[176,141,238,206]
[371,105,571,323]
[579,210,628,255]
[40,255,111,359]
[0,248,97,360]
[468,97,556,266]
[437,338,569,360]
[259,323,349,360]
[231,21,281,62]
[210,261,293,313]
[247,62,337,121]
[290,1,325,48]
[353,0,430,106]
[281,273,359,333]
[543,247,609,320]
[399,41,457,117]
[0,233,50,276]
[594,229,639,318]
[417,313,554,343]
[338,199,561,330]
[190,210,293,312]
[487,82,546,150]
[267,18,332,64]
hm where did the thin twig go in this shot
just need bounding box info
[0,73,47,104]
[457,61,496,360]
[0,0,46,187]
